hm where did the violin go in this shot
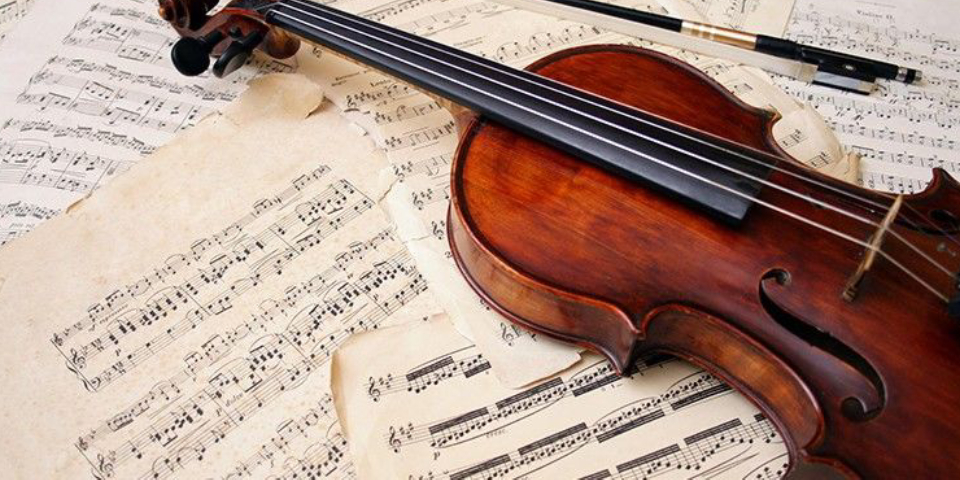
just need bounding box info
[158,0,960,477]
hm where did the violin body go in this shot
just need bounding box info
[448,45,960,478]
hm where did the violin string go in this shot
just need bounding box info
[262,0,960,259]
[261,0,960,260]
[276,0,960,254]
[268,5,951,301]
[280,0,960,262]
[271,2,952,298]
[277,0,958,280]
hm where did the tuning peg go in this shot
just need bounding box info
[212,30,266,78]
[171,30,224,76]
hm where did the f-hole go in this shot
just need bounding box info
[930,209,960,232]
[759,269,886,422]
[898,208,960,235]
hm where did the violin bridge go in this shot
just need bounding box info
[843,195,904,302]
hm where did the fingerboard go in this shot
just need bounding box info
[266,0,775,223]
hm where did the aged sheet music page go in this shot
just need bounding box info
[0,0,296,246]
[0,74,442,479]
[297,0,855,387]
[333,317,789,479]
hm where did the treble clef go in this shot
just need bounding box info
[69,347,87,369]
[95,452,115,479]
[366,376,382,402]
[387,426,402,453]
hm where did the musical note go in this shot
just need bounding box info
[53,172,392,392]
[391,153,452,181]
[0,139,134,193]
[0,0,35,43]
[364,347,493,402]
[333,316,787,479]
[577,414,781,479]
[51,149,439,479]
[387,364,730,453]
[19,65,216,134]
[0,200,59,245]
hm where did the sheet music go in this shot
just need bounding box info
[0,0,296,247]
[658,0,794,36]
[0,0,34,43]
[333,317,789,479]
[297,0,857,387]
[771,0,960,193]
[0,74,442,479]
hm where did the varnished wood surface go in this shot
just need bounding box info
[449,45,960,478]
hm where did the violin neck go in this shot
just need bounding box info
[265,0,775,223]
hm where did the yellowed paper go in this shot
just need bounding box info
[333,316,789,479]
[773,103,860,183]
[657,0,796,36]
[0,73,441,479]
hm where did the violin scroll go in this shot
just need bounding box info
[159,0,298,77]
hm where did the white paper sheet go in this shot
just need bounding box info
[774,0,960,192]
